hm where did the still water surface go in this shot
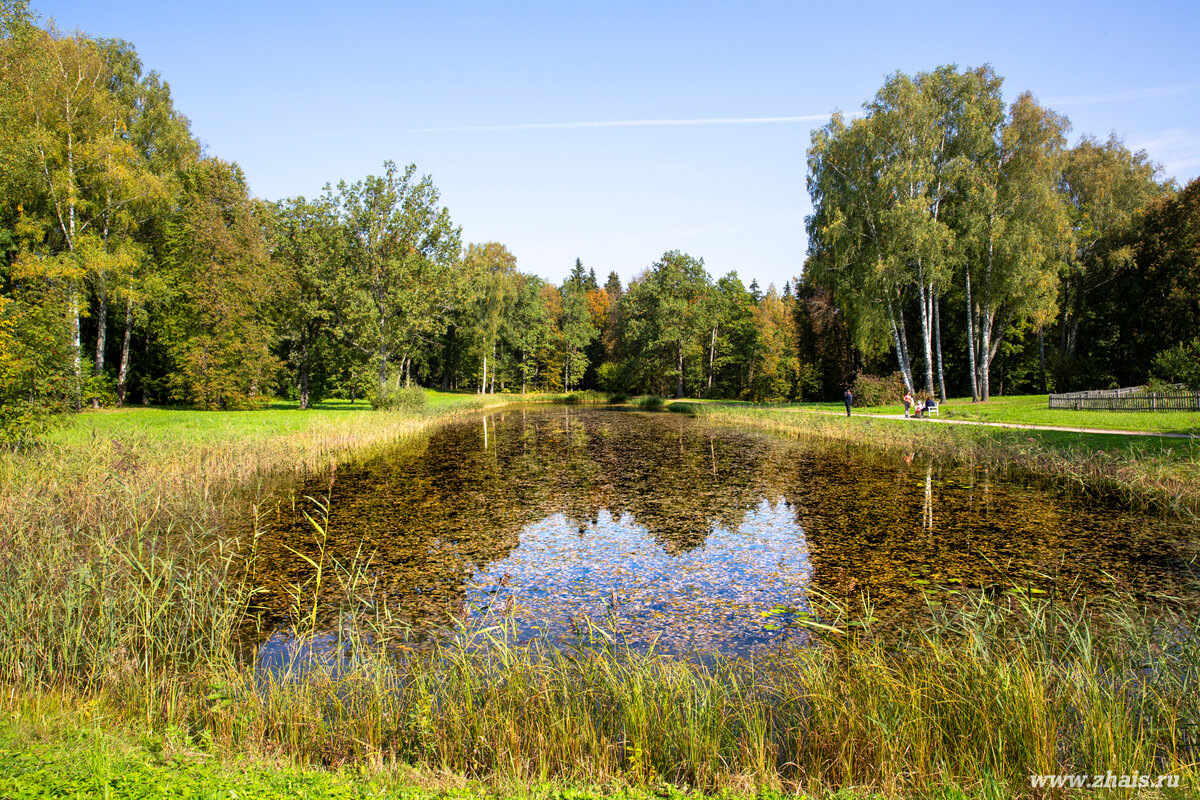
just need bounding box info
[251,407,1198,657]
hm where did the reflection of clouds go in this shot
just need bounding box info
[466,498,811,655]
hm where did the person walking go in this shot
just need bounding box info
[903,390,914,418]
[843,387,853,417]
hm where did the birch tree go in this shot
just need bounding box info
[1057,136,1165,378]
[959,93,1071,401]
[807,110,918,394]
[462,242,516,393]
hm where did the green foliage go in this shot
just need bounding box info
[557,259,598,391]
[851,371,908,408]
[562,390,608,405]
[620,251,711,397]
[635,395,665,411]
[1151,339,1200,389]
[162,159,279,409]
[371,383,428,412]
[337,162,462,398]
[0,400,54,446]
[273,192,346,409]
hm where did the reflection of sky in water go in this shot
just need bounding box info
[467,498,811,655]
[252,407,1200,666]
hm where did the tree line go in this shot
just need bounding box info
[806,65,1199,401]
[2,11,1197,430]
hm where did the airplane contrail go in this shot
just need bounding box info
[407,114,835,133]
[1047,82,1200,106]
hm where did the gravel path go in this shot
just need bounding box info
[793,408,1199,439]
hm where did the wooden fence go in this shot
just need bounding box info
[1048,386,1200,412]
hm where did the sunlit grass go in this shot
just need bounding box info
[1,394,1198,797]
[781,393,1200,435]
[689,403,1200,520]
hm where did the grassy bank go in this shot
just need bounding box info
[675,402,1200,520]
[1,394,1198,798]
[782,393,1200,435]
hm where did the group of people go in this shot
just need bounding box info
[839,389,938,419]
[902,391,937,419]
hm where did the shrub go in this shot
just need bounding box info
[0,401,56,448]
[1151,339,1200,390]
[371,384,427,412]
[851,371,907,408]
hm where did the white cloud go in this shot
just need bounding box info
[1127,129,1200,181]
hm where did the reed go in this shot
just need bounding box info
[634,396,666,411]
[1,399,1198,797]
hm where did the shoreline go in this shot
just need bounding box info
[1,394,1198,799]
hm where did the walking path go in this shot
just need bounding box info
[790,408,1199,440]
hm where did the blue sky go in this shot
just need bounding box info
[33,0,1200,289]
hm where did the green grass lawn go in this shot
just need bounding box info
[772,394,1200,435]
[1,695,937,800]
[38,390,513,458]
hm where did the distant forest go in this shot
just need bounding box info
[2,7,1198,428]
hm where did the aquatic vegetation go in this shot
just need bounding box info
[693,403,1200,520]
[1,402,1198,797]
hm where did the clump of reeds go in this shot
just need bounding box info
[635,396,666,411]
[666,401,700,417]
[165,590,1198,797]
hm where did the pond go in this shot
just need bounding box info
[248,406,1199,658]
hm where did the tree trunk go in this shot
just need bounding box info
[93,276,107,408]
[69,286,81,411]
[965,266,979,402]
[933,286,946,402]
[377,342,388,400]
[116,297,133,407]
[1038,325,1047,393]
[299,334,311,410]
[707,326,717,395]
[887,298,915,395]
[916,263,935,396]
[480,341,487,394]
[521,349,527,394]
[141,330,151,405]
[67,112,82,412]
[490,340,496,394]
[676,340,684,398]
[980,302,993,402]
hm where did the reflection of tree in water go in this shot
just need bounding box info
[789,446,1198,611]
[250,408,793,640]
[249,407,1199,650]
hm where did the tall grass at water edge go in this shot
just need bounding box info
[684,403,1200,521]
[4,533,1199,798]
[1,397,1198,796]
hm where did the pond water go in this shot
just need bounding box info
[249,406,1198,658]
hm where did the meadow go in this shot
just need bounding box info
[1,392,1197,798]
